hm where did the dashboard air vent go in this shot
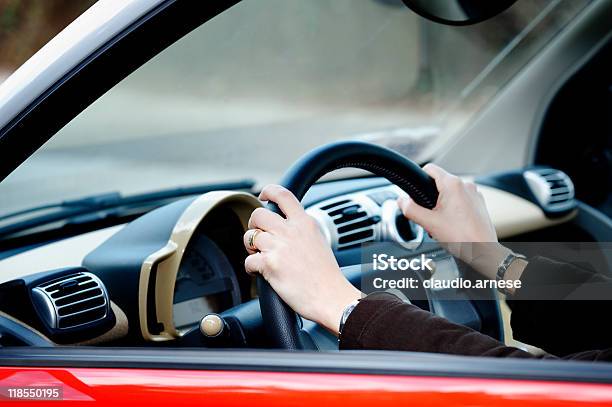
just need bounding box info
[31,272,109,330]
[524,168,575,213]
[321,199,377,250]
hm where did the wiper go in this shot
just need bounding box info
[0,179,255,239]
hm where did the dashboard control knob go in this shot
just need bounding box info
[200,314,225,338]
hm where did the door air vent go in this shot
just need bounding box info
[524,168,576,214]
[312,198,378,251]
[31,272,110,330]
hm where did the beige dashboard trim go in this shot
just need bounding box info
[138,191,262,342]
[0,310,51,342]
[0,301,128,346]
[478,184,576,238]
[75,302,129,346]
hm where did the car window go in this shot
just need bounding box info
[0,0,590,215]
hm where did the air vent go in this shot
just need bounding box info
[524,168,576,214]
[319,198,377,250]
[31,272,109,330]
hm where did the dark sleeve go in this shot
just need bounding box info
[339,292,548,359]
[562,349,612,361]
[508,256,612,356]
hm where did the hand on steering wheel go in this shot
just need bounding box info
[397,163,497,244]
[243,185,361,335]
[241,141,442,349]
[242,162,498,340]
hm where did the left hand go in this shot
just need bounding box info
[243,185,361,335]
[397,163,497,244]
[397,164,509,280]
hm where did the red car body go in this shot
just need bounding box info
[3,367,612,406]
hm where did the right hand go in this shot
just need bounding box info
[243,185,361,335]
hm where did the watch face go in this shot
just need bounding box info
[339,300,360,335]
[495,253,528,297]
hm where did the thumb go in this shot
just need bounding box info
[397,195,435,231]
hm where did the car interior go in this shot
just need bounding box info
[0,0,610,357]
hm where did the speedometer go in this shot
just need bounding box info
[172,233,240,330]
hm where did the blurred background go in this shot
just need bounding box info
[0,0,96,82]
[0,0,589,214]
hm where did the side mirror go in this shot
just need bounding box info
[401,0,518,25]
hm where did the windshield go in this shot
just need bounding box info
[0,0,589,215]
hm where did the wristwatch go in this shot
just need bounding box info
[338,299,360,338]
[496,252,527,295]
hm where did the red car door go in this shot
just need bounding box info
[2,348,612,406]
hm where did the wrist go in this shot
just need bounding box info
[465,242,512,280]
[499,254,528,295]
[319,282,362,336]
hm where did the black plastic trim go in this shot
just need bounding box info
[476,167,577,218]
[400,0,517,27]
[83,197,196,340]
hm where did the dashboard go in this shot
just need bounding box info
[0,169,583,347]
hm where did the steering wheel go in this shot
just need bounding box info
[258,140,439,349]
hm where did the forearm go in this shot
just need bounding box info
[508,256,612,354]
[340,292,542,359]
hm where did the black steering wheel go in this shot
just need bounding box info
[258,140,439,349]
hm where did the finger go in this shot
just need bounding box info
[463,181,478,194]
[422,163,449,182]
[259,184,304,219]
[248,207,285,232]
[397,195,436,231]
[243,229,275,254]
[244,252,266,276]
[424,163,464,192]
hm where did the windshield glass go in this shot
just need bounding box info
[0,0,589,215]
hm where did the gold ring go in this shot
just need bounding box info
[248,229,261,251]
